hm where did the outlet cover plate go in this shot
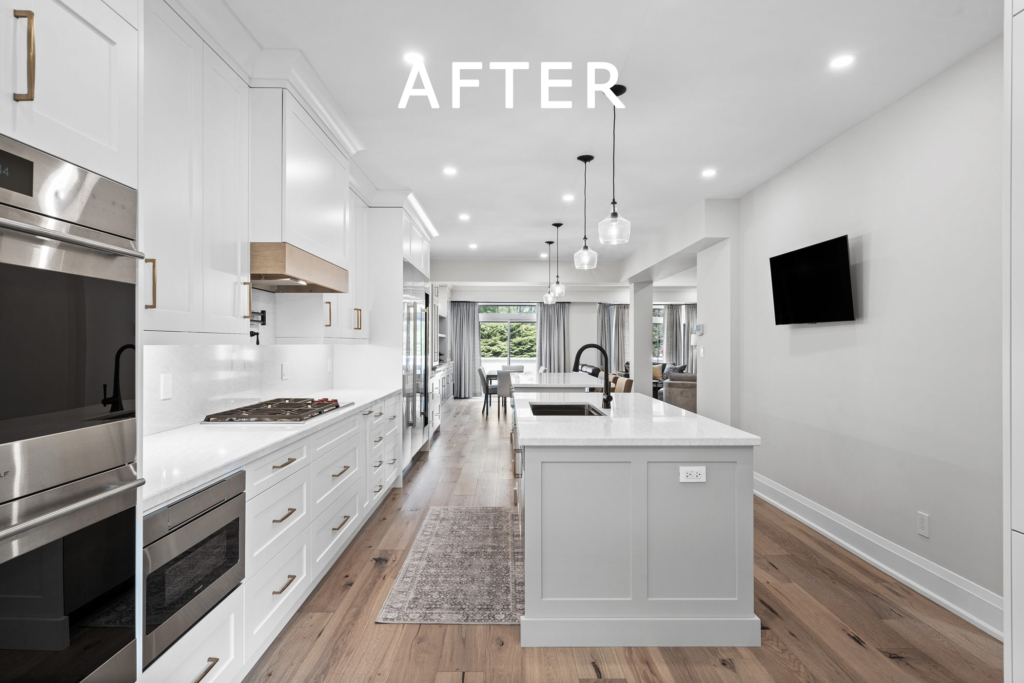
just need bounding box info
[680,465,706,483]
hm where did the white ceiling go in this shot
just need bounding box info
[225,0,1000,263]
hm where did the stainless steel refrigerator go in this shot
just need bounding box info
[403,282,428,451]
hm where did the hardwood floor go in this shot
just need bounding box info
[243,399,1002,683]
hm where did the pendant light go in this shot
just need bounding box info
[543,241,556,304]
[574,155,598,270]
[552,222,566,296]
[598,84,630,245]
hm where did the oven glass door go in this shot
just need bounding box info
[0,506,136,683]
[0,260,136,445]
[145,517,240,636]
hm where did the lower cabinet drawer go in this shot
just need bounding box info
[246,440,309,500]
[246,467,310,578]
[311,431,361,518]
[312,481,363,578]
[370,465,387,504]
[371,401,386,427]
[384,439,399,479]
[245,527,311,663]
[141,587,244,683]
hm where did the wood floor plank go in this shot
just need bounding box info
[241,399,1002,683]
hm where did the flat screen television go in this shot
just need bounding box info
[769,235,855,324]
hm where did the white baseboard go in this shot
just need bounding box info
[753,473,1004,641]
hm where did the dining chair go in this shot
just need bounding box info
[538,366,547,373]
[610,374,619,390]
[478,366,497,415]
[497,370,514,414]
[615,378,633,393]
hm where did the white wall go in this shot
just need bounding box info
[738,39,1003,595]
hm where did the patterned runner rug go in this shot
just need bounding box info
[376,506,524,624]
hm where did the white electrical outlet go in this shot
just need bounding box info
[281,363,289,381]
[700,347,705,358]
[159,373,172,400]
[917,512,929,538]
[679,466,706,483]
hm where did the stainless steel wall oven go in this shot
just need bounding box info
[0,134,144,682]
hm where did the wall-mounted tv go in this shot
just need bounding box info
[769,235,855,325]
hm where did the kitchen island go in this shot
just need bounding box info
[512,391,761,647]
[510,371,604,392]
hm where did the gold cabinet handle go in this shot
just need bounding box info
[145,258,157,309]
[374,412,383,417]
[389,415,397,420]
[355,307,362,330]
[332,515,351,532]
[331,465,350,478]
[374,484,383,493]
[362,409,373,416]
[272,507,296,524]
[273,574,297,595]
[272,457,297,470]
[12,10,34,102]
[194,657,220,683]
[373,460,383,468]
[243,282,252,319]
[326,300,332,327]
[387,459,396,465]
[374,436,383,444]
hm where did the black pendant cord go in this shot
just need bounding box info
[583,161,588,246]
[611,105,617,210]
[556,226,560,282]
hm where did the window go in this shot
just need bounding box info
[653,306,665,362]
[479,304,538,374]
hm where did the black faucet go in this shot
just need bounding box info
[572,343,613,409]
[102,343,135,413]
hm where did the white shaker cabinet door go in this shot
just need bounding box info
[140,0,204,332]
[283,92,351,270]
[338,190,369,339]
[0,0,138,187]
[201,44,249,334]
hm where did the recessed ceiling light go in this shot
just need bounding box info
[468,243,478,249]
[458,213,470,221]
[541,253,548,258]
[701,168,717,178]
[829,54,856,70]
[563,194,574,202]
[404,52,424,65]
[443,166,457,176]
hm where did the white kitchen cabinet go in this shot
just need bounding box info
[402,211,431,278]
[336,190,369,339]
[275,292,338,342]
[140,0,203,332]
[0,0,138,187]
[201,44,250,334]
[250,88,352,270]
[142,0,250,337]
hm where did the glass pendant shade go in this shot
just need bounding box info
[543,290,556,305]
[574,244,598,270]
[598,210,631,245]
[552,280,566,297]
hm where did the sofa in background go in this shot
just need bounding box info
[659,372,696,412]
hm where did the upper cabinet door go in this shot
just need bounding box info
[0,0,138,187]
[201,45,249,334]
[338,190,369,340]
[283,92,351,270]
[141,0,203,333]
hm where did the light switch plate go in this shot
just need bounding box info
[680,465,706,483]
[159,374,172,400]
[700,347,705,358]
[917,512,929,538]
[281,363,289,381]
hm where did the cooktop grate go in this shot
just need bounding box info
[203,398,349,423]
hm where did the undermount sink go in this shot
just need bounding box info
[529,403,606,417]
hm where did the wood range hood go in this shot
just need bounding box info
[250,242,349,294]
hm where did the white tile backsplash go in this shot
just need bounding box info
[143,344,334,436]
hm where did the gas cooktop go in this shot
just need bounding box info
[203,398,354,423]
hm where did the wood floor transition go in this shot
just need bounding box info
[242,398,1002,683]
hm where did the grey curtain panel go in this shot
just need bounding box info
[613,304,630,373]
[664,304,683,366]
[683,303,697,374]
[537,301,570,372]
[596,303,613,370]
[450,301,481,397]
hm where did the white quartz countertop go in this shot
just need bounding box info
[142,387,401,512]
[510,371,605,388]
[513,391,760,447]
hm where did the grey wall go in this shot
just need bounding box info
[738,40,1003,592]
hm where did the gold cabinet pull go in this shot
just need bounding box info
[389,415,397,420]
[272,507,296,524]
[362,409,373,416]
[355,307,362,330]
[272,574,297,595]
[374,436,383,444]
[331,465,350,478]
[387,459,396,465]
[326,300,332,327]
[272,457,296,470]
[243,282,252,318]
[373,460,383,468]
[332,515,351,532]
[194,657,220,683]
[374,484,383,493]
[145,258,157,309]
[12,10,34,102]
[374,412,383,418]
